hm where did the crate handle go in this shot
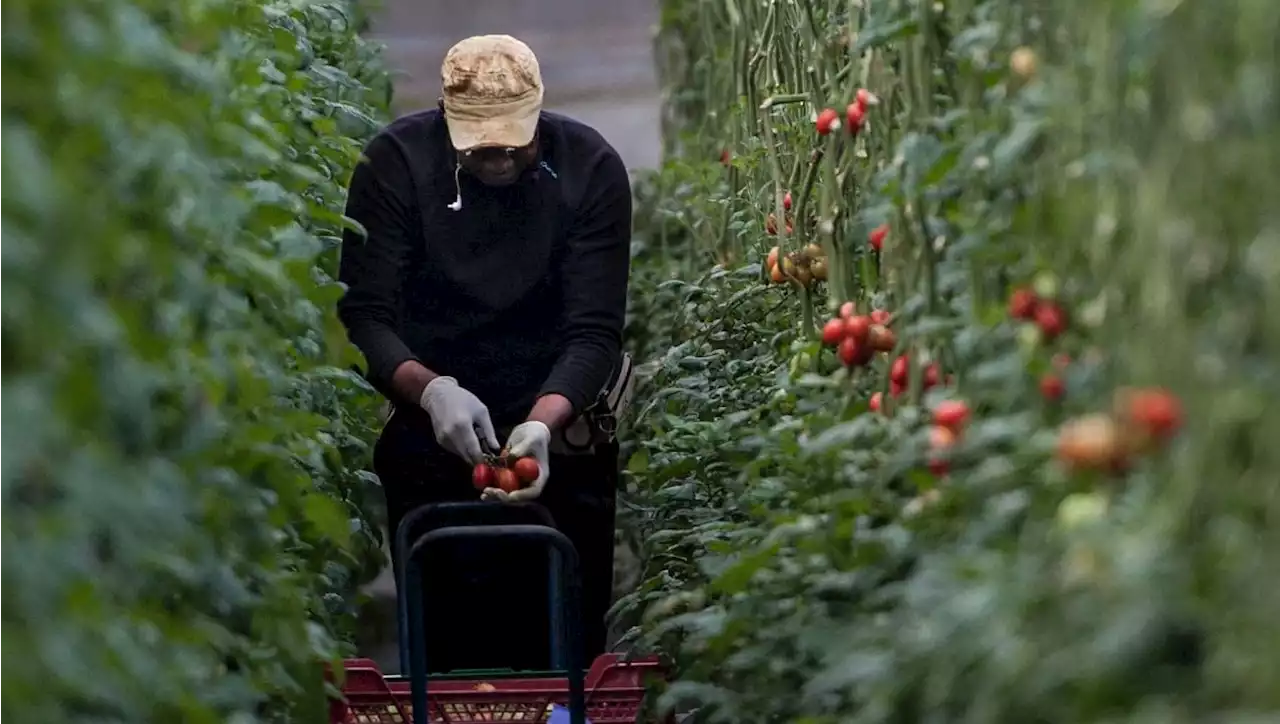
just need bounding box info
[405,524,587,724]
[337,664,411,722]
[392,501,558,674]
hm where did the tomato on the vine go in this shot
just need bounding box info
[933,400,970,433]
[838,337,871,367]
[890,355,910,386]
[821,318,846,346]
[815,108,840,135]
[923,363,942,389]
[844,315,871,343]
[868,324,896,352]
[472,463,495,491]
[495,468,521,493]
[513,456,540,483]
[1009,287,1038,320]
[1035,302,1067,340]
[1117,387,1182,439]
[845,102,865,133]
[868,224,888,251]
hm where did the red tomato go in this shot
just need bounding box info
[782,191,793,211]
[890,355,910,385]
[1122,387,1183,439]
[766,213,779,235]
[720,149,731,166]
[868,324,896,352]
[933,400,970,433]
[838,301,856,319]
[821,317,847,346]
[869,391,883,412]
[1034,302,1067,340]
[845,102,865,133]
[869,309,892,326]
[838,337,871,366]
[815,108,840,135]
[472,464,495,491]
[513,457,540,483]
[868,223,888,251]
[856,88,877,107]
[844,315,872,343]
[495,468,521,493]
[890,380,905,398]
[923,363,942,389]
[1040,374,1065,401]
[1008,287,1038,320]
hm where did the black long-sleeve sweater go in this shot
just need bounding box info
[336,109,632,428]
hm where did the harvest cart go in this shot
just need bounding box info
[329,501,665,724]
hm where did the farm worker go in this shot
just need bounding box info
[336,34,632,673]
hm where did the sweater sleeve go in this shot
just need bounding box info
[538,149,633,413]
[336,134,420,398]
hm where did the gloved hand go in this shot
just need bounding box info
[419,376,499,465]
[481,421,551,504]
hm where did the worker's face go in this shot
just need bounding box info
[459,137,539,187]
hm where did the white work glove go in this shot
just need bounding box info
[419,376,499,465]
[481,421,551,504]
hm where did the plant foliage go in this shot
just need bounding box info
[619,0,1280,721]
[2,0,391,720]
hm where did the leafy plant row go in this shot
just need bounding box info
[618,0,1280,721]
[2,0,391,720]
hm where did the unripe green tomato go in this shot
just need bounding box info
[1032,271,1058,300]
[1017,323,1042,355]
[1056,492,1108,530]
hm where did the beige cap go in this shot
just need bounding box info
[441,35,544,151]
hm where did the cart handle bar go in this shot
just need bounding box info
[404,524,586,724]
[393,502,557,675]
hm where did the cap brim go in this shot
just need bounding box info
[446,107,539,151]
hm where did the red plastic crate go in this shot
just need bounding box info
[330,653,665,724]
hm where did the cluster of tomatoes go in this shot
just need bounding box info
[766,243,827,288]
[472,454,540,494]
[1056,387,1183,473]
[724,87,880,166]
[762,191,830,288]
[815,88,879,137]
[870,353,948,412]
[1008,285,1072,400]
[1008,286,1068,341]
[911,283,1183,478]
[820,302,896,367]
[765,190,795,237]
